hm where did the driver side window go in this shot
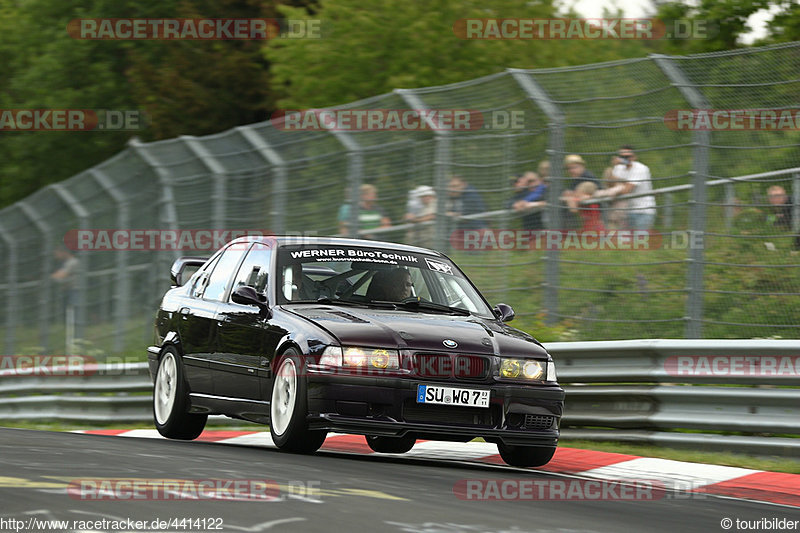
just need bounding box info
[230,243,272,301]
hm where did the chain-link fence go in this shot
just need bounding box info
[1,42,799,356]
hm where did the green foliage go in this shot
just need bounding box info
[264,0,651,109]
[0,0,798,208]
[0,0,282,206]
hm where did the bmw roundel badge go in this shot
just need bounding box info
[443,339,458,348]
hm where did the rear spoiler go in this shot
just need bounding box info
[170,256,208,286]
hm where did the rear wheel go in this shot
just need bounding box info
[497,443,555,467]
[153,347,207,440]
[269,348,327,453]
[365,435,416,454]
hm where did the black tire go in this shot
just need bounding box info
[497,443,556,467]
[269,347,327,454]
[365,435,416,454]
[153,346,207,440]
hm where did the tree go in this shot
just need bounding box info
[264,0,653,110]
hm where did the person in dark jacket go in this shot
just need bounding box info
[447,175,488,230]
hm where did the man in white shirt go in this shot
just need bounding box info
[613,145,656,230]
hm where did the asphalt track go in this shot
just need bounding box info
[1,427,798,532]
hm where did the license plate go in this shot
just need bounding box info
[416,384,489,408]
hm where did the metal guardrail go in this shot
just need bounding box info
[0,341,798,456]
[549,340,800,456]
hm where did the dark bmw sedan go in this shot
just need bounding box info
[147,236,564,467]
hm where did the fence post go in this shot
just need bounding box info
[664,192,674,229]
[90,168,130,353]
[236,126,287,235]
[509,70,565,325]
[396,89,452,252]
[50,184,90,354]
[17,201,54,351]
[0,222,17,355]
[181,136,228,231]
[128,140,182,327]
[653,54,710,339]
[724,182,735,230]
[793,173,800,235]
[324,130,363,238]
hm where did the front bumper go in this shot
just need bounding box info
[306,373,564,447]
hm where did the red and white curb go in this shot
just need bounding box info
[75,429,800,507]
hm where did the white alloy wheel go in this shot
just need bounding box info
[154,351,178,425]
[270,357,298,436]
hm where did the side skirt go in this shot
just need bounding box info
[189,393,271,425]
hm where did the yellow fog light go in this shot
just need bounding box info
[370,349,390,369]
[500,359,521,378]
[522,360,544,379]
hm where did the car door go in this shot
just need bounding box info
[176,253,221,395]
[214,242,276,400]
[192,243,248,397]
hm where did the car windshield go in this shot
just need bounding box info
[276,244,493,317]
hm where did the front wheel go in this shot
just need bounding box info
[269,349,327,453]
[497,443,555,467]
[153,347,207,440]
[365,435,416,454]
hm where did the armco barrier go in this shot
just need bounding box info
[0,341,798,456]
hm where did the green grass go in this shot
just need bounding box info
[559,438,800,474]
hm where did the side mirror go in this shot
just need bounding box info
[170,256,208,286]
[493,303,515,322]
[232,286,270,317]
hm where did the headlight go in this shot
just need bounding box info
[546,361,557,382]
[320,346,399,370]
[499,358,545,380]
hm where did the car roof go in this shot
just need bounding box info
[228,235,445,257]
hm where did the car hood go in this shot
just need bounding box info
[284,305,548,358]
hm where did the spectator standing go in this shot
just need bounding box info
[404,185,437,248]
[564,181,605,232]
[51,247,80,313]
[537,160,551,184]
[509,171,547,230]
[51,247,81,353]
[764,185,799,250]
[447,175,488,230]
[613,145,656,230]
[766,185,793,229]
[338,183,391,238]
[564,154,600,190]
[561,154,599,229]
[594,155,627,229]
